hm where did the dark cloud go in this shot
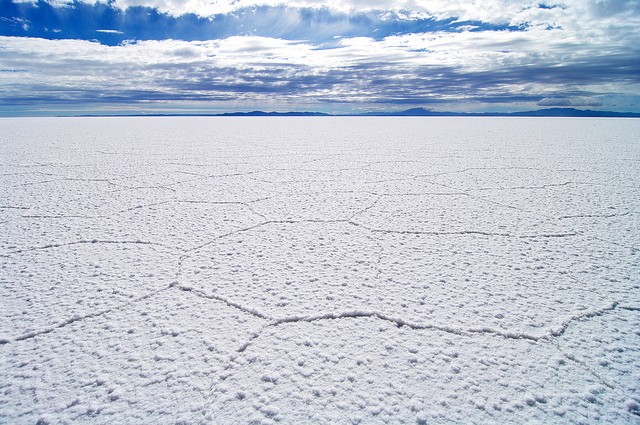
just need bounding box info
[537,97,603,107]
[587,0,640,18]
[0,46,635,110]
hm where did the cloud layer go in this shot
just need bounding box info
[1,0,639,114]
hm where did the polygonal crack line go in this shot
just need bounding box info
[2,249,187,346]
[548,300,640,400]
[14,183,177,217]
[223,311,543,361]
[173,285,271,321]
[270,311,543,340]
[14,162,78,169]
[549,340,617,391]
[280,189,466,198]
[419,166,556,179]
[248,175,277,184]
[158,168,287,190]
[546,301,621,339]
[106,170,205,187]
[346,219,578,238]
[473,194,633,225]
[371,191,468,197]
[589,235,640,252]
[2,285,175,345]
[471,181,574,191]
[0,170,57,177]
[620,305,640,311]
[268,302,627,342]
[116,196,282,217]
[298,155,342,165]
[106,181,177,193]
[557,211,632,219]
[423,177,637,238]
[174,170,266,185]
[255,177,348,186]
[184,219,356,253]
[184,222,272,253]
[5,239,187,256]
[116,200,174,214]
[0,205,31,210]
[171,199,269,221]
[242,165,394,185]
[172,282,632,360]
[180,219,583,308]
[356,159,440,173]
[364,176,417,184]
[19,214,104,220]
[484,179,638,191]
[251,165,375,175]
[358,176,566,223]
[248,194,289,204]
[348,194,383,221]
[11,177,111,188]
[352,159,421,166]
[171,170,210,178]
[440,182,627,241]
[248,190,441,222]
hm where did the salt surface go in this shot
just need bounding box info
[1,117,639,423]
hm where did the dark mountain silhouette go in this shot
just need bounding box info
[361,107,640,117]
[78,107,640,118]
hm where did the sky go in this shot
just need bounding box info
[1,0,639,115]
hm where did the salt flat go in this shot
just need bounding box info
[1,117,639,424]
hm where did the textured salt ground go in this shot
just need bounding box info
[1,116,639,424]
[209,314,639,424]
[352,192,573,236]
[0,290,265,423]
[180,221,382,321]
[0,197,266,255]
[0,244,179,341]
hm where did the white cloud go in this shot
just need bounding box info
[2,21,638,112]
[2,1,639,112]
[8,0,639,25]
[9,1,640,63]
[96,29,125,34]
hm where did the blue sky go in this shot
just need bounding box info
[1,0,639,115]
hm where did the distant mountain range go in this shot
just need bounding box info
[217,111,331,117]
[358,107,640,117]
[80,107,640,118]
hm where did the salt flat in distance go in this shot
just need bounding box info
[1,117,639,423]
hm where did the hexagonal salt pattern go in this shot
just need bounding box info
[1,116,639,424]
[0,290,265,423]
[209,318,631,423]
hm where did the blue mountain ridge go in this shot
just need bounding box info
[78,108,640,117]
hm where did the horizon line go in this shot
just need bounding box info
[3,107,640,119]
